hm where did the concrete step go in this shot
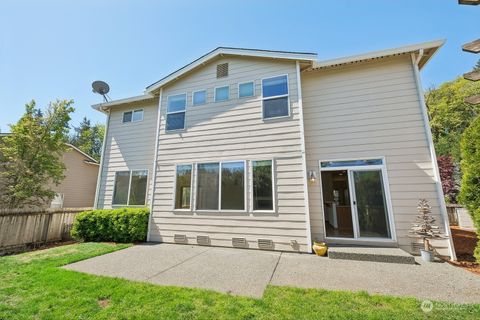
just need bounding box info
[328,246,416,265]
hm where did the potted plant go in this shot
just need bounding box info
[409,199,445,262]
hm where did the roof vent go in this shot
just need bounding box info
[232,237,247,248]
[216,63,229,78]
[197,235,210,246]
[258,239,274,250]
[174,234,187,244]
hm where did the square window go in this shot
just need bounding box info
[193,90,206,106]
[239,82,254,98]
[263,97,289,118]
[262,75,288,98]
[215,86,229,102]
[132,109,143,122]
[166,112,185,131]
[123,111,132,123]
[112,170,148,206]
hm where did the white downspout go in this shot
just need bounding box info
[411,51,457,261]
[93,108,111,209]
[296,61,313,253]
[147,88,163,242]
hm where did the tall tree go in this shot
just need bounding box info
[425,77,480,162]
[69,117,104,160]
[0,100,74,208]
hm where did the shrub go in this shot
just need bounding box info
[474,208,480,262]
[71,208,150,243]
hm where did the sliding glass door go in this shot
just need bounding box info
[321,159,393,240]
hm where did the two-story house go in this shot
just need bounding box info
[92,40,455,259]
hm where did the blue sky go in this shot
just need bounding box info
[0,0,478,132]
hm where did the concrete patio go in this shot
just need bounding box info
[63,243,480,303]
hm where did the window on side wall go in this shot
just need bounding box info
[123,109,143,123]
[113,170,148,206]
[215,86,229,102]
[239,81,254,98]
[252,160,274,211]
[193,90,206,106]
[166,94,186,131]
[262,75,289,119]
[174,164,192,210]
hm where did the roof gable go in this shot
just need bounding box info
[145,47,318,94]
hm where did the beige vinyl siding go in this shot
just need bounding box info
[51,149,99,207]
[150,56,309,252]
[302,55,446,253]
[97,100,159,208]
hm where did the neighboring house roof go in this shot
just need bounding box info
[91,39,444,111]
[65,144,99,165]
[0,133,98,166]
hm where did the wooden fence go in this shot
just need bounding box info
[0,208,90,255]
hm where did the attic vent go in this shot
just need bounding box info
[232,237,247,248]
[257,239,274,250]
[197,235,210,246]
[216,63,229,78]
[174,234,187,244]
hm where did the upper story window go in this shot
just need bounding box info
[239,81,254,98]
[193,90,207,106]
[262,75,289,119]
[123,109,144,123]
[215,86,230,102]
[166,93,186,131]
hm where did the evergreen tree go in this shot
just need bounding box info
[69,117,104,160]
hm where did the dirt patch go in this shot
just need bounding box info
[98,298,110,308]
[449,227,479,275]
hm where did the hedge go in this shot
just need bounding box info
[71,208,150,243]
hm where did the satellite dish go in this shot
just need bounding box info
[92,80,110,102]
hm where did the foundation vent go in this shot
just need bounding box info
[174,234,187,244]
[257,239,274,250]
[197,235,210,246]
[232,237,247,248]
[216,63,229,78]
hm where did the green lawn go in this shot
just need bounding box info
[0,243,478,320]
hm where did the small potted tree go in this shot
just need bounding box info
[410,199,445,262]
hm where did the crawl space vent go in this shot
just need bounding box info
[216,63,229,78]
[196,235,210,246]
[257,239,274,250]
[174,234,187,244]
[232,237,247,248]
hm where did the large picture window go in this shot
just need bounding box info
[113,170,148,206]
[262,75,289,119]
[195,161,246,211]
[174,164,192,209]
[252,160,274,211]
[166,94,186,131]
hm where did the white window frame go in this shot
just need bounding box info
[238,81,255,99]
[214,85,230,102]
[112,169,149,207]
[172,163,194,211]
[318,156,397,243]
[166,93,187,132]
[122,109,144,123]
[194,160,247,212]
[192,89,207,106]
[250,158,276,213]
[261,74,290,120]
